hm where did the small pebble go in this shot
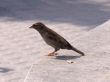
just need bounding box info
[66,60,74,64]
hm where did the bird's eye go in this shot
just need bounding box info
[33,24,36,27]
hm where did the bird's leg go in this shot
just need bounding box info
[47,48,59,56]
[47,51,56,56]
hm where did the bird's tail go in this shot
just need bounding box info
[71,46,85,56]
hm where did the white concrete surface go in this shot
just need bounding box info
[0,0,110,82]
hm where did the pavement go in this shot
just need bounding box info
[0,0,110,82]
[0,20,85,82]
[26,20,110,82]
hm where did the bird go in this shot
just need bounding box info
[29,22,85,56]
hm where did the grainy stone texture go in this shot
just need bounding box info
[0,0,110,82]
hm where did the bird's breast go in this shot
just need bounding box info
[41,32,57,48]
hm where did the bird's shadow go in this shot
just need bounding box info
[55,55,81,60]
[0,67,13,73]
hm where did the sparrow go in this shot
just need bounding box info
[29,22,85,56]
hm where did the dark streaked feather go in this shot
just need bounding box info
[43,27,73,49]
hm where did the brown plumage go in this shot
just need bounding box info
[29,22,85,56]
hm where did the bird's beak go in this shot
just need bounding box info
[29,26,33,28]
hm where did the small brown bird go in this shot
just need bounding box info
[29,22,85,56]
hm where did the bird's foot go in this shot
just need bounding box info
[46,52,58,56]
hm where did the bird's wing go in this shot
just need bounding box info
[46,27,73,49]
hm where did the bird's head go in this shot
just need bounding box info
[29,22,45,30]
